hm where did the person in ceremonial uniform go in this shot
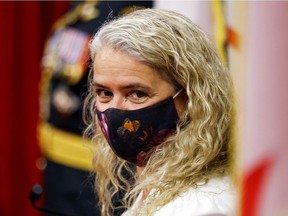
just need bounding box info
[38,1,153,215]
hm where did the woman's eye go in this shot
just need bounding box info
[96,90,113,102]
[128,91,148,102]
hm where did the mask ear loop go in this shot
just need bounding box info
[173,89,183,99]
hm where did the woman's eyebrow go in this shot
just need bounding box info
[92,82,152,91]
[121,83,152,91]
[92,82,107,89]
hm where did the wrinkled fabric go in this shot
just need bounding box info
[122,176,237,216]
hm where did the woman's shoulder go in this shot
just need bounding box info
[155,176,237,216]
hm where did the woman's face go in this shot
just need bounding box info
[93,46,186,114]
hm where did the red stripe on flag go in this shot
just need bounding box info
[242,157,274,216]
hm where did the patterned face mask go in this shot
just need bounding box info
[96,91,181,167]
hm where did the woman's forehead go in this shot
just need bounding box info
[93,47,172,88]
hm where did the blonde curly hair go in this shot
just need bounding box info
[83,8,233,216]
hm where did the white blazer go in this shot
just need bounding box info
[122,176,237,216]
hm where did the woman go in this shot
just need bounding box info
[84,8,236,216]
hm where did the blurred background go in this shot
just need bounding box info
[1,1,288,216]
[0,2,70,216]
